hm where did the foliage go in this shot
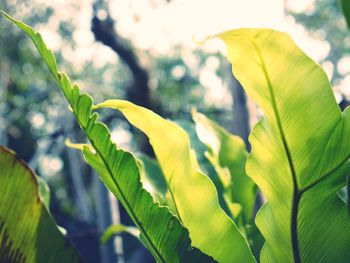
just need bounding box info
[0,146,79,262]
[2,12,216,263]
[101,224,139,245]
[192,110,263,257]
[2,11,350,263]
[341,0,350,28]
[93,99,255,262]
[192,109,257,223]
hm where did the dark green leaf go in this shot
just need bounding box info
[0,146,79,263]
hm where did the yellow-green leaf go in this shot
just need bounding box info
[192,109,257,223]
[94,99,255,263]
[219,29,350,262]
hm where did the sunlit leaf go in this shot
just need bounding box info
[0,146,79,263]
[192,109,257,223]
[220,29,350,262]
[94,99,255,263]
[177,120,233,216]
[192,110,262,258]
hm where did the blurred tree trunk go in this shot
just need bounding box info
[90,3,157,262]
[91,3,162,156]
[91,16,151,109]
[66,128,92,222]
[94,171,125,263]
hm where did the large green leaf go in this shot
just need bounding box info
[0,146,79,263]
[94,100,255,263]
[219,29,350,262]
[3,12,214,262]
[137,154,168,204]
[192,110,257,223]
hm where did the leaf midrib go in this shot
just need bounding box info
[301,153,350,193]
[245,32,350,263]
[246,33,301,263]
[76,114,167,263]
[8,15,173,262]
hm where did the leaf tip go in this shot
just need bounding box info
[1,10,11,20]
[191,107,198,117]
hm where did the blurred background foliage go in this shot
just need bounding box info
[0,0,349,262]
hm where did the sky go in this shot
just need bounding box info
[109,0,285,51]
[33,0,336,108]
[106,0,329,62]
[34,0,328,64]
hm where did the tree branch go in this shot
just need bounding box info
[91,6,163,155]
[91,14,155,111]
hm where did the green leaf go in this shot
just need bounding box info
[192,109,257,223]
[94,100,256,263]
[347,174,350,213]
[37,176,51,210]
[341,0,350,28]
[219,29,350,262]
[101,224,140,244]
[137,154,168,203]
[177,120,233,217]
[0,146,79,263]
[136,154,181,213]
[192,110,263,259]
[3,12,214,263]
